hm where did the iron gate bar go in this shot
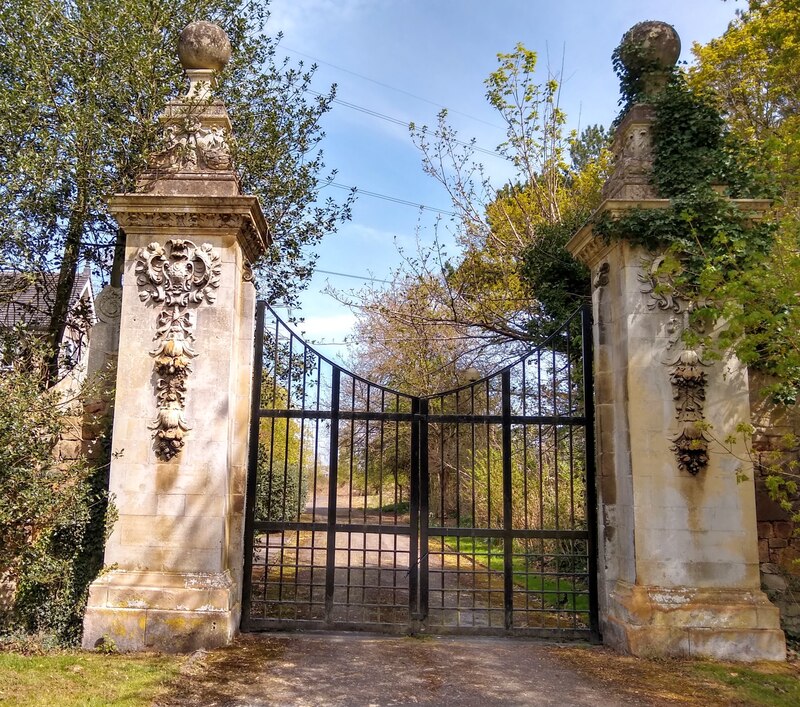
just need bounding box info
[253,522,416,534]
[257,410,416,422]
[582,304,601,641]
[409,397,421,620]
[418,397,430,621]
[425,528,588,539]
[258,409,586,426]
[502,370,514,630]
[404,414,587,425]
[324,367,341,624]
[241,300,267,630]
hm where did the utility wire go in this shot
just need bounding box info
[282,44,505,131]
[316,268,391,284]
[308,90,505,160]
[323,181,457,217]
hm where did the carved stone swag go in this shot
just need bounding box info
[135,239,221,460]
[639,257,711,475]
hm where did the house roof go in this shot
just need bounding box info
[0,267,94,331]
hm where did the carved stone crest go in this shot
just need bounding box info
[136,239,221,460]
[135,240,221,307]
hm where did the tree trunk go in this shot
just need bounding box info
[46,188,86,386]
[110,227,126,288]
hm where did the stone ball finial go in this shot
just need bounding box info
[178,21,232,72]
[618,21,681,73]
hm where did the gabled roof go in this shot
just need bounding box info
[0,267,94,331]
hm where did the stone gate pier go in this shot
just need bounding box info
[82,22,268,651]
[567,22,785,661]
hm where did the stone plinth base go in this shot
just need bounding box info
[82,570,239,652]
[604,581,786,661]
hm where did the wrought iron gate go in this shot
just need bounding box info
[242,302,598,639]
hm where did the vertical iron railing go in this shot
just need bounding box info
[241,300,266,629]
[582,304,600,641]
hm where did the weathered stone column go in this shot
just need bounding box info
[567,22,785,661]
[83,22,268,652]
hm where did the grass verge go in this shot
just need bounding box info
[0,651,181,707]
[690,661,800,706]
[555,645,800,706]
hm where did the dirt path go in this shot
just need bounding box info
[155,632,761,707]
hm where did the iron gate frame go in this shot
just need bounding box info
[241,301,599,639]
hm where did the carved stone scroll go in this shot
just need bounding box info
[135,239,221,460]
[638,256,688,314]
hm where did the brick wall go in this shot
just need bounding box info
[750,371,800,574]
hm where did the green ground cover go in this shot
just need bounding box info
[690,661,800,706]
[443,536,590,611]
[0,651,180,706]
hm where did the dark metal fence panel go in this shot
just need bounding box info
[243,304,597,639]
[242,304,418,631]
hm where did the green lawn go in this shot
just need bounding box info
[690,661,800,706]
[0,651,180,706]
[443,536,590,611]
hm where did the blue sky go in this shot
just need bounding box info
[264,0,742,362]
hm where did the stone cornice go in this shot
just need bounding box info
[109,194,270,263]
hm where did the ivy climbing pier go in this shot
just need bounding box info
[567,21,785,661]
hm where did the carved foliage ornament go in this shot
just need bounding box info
[639,255,687,315]
[135,240,221,460]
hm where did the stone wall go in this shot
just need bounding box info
[750,370,800,639]
[751,370,800,572]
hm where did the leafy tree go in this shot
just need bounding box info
[0,0,347,644]
[690,0,799,207]
[0,353,112,645]
[687,0,800,530]
[687,0,800,403]
[337,44,608,389]
[0,0,350,383]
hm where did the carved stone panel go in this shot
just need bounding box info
[668,349,711,476]
[152,119,233,173]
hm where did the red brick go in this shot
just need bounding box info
[774,521,795,540]
[758,521,774,539]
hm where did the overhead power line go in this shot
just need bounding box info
[308,90,505,161]
[281,44,504,131]
[323,181,457,217]
[316,268,391,284]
